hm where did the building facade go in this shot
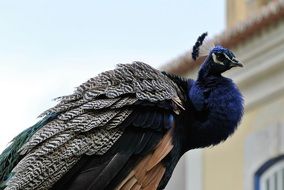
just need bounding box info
[164,1,284,189]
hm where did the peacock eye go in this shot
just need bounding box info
[216,53,226,61]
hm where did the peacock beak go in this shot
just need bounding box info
[231,58,243,67]
[233,61,243,67]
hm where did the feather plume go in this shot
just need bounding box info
[192,32,215,60]
[198,38,215,57]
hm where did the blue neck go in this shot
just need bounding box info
[180,76,244,151]
[197,56,212,80]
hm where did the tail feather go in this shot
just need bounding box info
[0,113,57,189]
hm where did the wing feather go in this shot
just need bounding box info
[116,129,173,190]
[48,62,182,107]
[3,62,184,190]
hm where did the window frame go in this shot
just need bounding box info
[254,155,284,190]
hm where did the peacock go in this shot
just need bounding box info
[0,32,244,190]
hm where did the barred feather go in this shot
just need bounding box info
[0,113,57,189]
[80,98,120,110]
[2,61,185,190]
[49,62,181,107]
[6,128,123,190]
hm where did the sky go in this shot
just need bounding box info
[0,0,225,152]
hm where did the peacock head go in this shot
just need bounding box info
[192,32,243,76]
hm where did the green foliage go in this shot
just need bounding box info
[0,113,57,188]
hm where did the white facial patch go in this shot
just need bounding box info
[223,53,235,62]
[223,53,232,61]
[212,53,224,65]
[223,53,241,64]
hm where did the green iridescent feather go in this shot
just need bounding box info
[0,113,57,190]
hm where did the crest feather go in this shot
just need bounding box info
[192,32,215,60]
[199,39,215,57]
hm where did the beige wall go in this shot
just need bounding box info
[226,0,247,28]
[226,0,272,28]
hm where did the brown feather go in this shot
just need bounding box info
[116,129,173,190]
[141,163,165,187]
[146,130,174,171]
[130,183,142,190]
[115,171,135,190]
[120,177,138,190]
[143,165,166,190]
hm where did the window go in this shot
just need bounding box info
[254,155,284,190]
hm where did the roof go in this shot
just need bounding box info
[162,0,284,76]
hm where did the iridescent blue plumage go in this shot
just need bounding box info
[184,77,243,149]
[211,45,237,60]
[176,40,244,151]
